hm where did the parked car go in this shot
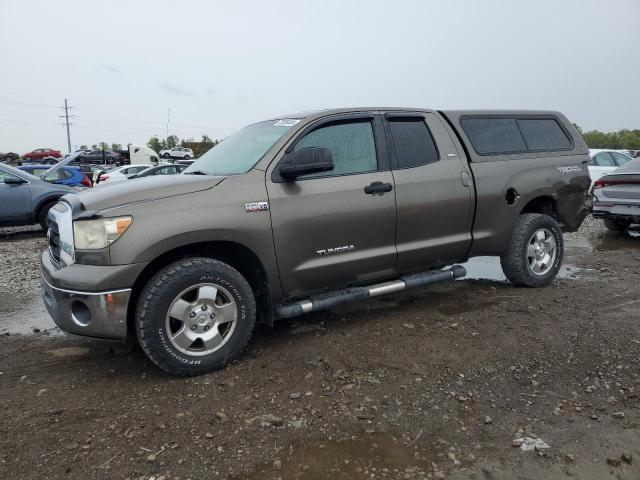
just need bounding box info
[95,164,152,185]
[588,149,633,184]
[591,157,640,232]
[1,152,20,163]
[41,108,590,376]
[75,149,123,165]
[0,162,77,230]
[128,163,188,179]
[18,165,92,188]
[23,148,62,162]
[159,147,194,160]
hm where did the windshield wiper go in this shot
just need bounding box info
[184,170,208,175]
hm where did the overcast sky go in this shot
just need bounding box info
[0,0,638,153]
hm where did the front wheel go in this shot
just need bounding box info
[604,217,631,232]
[136,257,256,376]
[500,213,564,287]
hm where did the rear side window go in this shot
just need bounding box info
[611,152,632,166]
[461,117,572,155]
[388,118,439,168]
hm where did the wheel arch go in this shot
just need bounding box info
[128,240,274,336]
[519,195,559,220]
[34,194,64,223]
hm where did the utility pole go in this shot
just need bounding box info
[166,108,170,138]
[59,99,74,153]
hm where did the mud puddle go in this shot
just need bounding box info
[461,256,581,282]
[236,433,424,480]
[0,293,60,336]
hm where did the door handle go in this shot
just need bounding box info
[364,181,393,195]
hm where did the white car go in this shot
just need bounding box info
[588,149,633,184]
[94,164,153,185]
[159,147,194,160]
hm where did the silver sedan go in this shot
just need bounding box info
[592,158,640,231]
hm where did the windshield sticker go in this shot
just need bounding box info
[273,119,300,127]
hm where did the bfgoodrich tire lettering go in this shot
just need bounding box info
[500,213,564,287]
[136,257,255,376]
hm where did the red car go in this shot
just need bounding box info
[23,148,62,162]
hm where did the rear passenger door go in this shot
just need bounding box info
[383,112,473,271]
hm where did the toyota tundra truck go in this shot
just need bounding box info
[40,108,591,376]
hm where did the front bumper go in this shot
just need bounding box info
[41,275,130,340]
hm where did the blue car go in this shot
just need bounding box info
[18,164,91,188]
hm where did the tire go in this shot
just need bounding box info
[163,153,171,159]
[38,201,57,231]
[604,217,631,232]
[184,155,190,160]
[136,257,256,376]
[500,213,564,287]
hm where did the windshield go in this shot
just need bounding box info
[183,119,300,175]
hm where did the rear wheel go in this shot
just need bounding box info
[136,257,256,376]
[163,153,171,159]
[500,213,563,287]
[184,155,190,160]
[604,217,631,232]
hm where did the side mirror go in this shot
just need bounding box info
[278,147,334,180]
[4,176,25,185]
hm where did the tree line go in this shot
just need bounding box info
[146,135,220,158]
[574,125,640,150]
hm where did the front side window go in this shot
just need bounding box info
[294,120,377,178]
[0,169,19,182]
[388,118,439,168]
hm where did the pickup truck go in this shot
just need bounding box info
[40,108,591,376]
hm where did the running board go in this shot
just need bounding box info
[275,265,466,319]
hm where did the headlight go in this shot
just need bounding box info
[73,216,132,250]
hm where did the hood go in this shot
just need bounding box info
[42,151,83,179]
[74,174,226,212]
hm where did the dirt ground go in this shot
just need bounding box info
[1,217,639,480]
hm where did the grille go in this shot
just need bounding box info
[47,214,62,267]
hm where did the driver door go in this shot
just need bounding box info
[0,168,31,226]
[267,114,397,298]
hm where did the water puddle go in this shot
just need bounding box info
[590,230,640,251]
[460,256,581,282]
[0,293,61,336]
[236,433,423,480]
[565,226,640,251]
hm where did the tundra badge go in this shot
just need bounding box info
[245,202,269,213]
[316,245,355,256]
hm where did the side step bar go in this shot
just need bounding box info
[275,265,466,319]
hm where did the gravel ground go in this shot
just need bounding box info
[1,217,640,480]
